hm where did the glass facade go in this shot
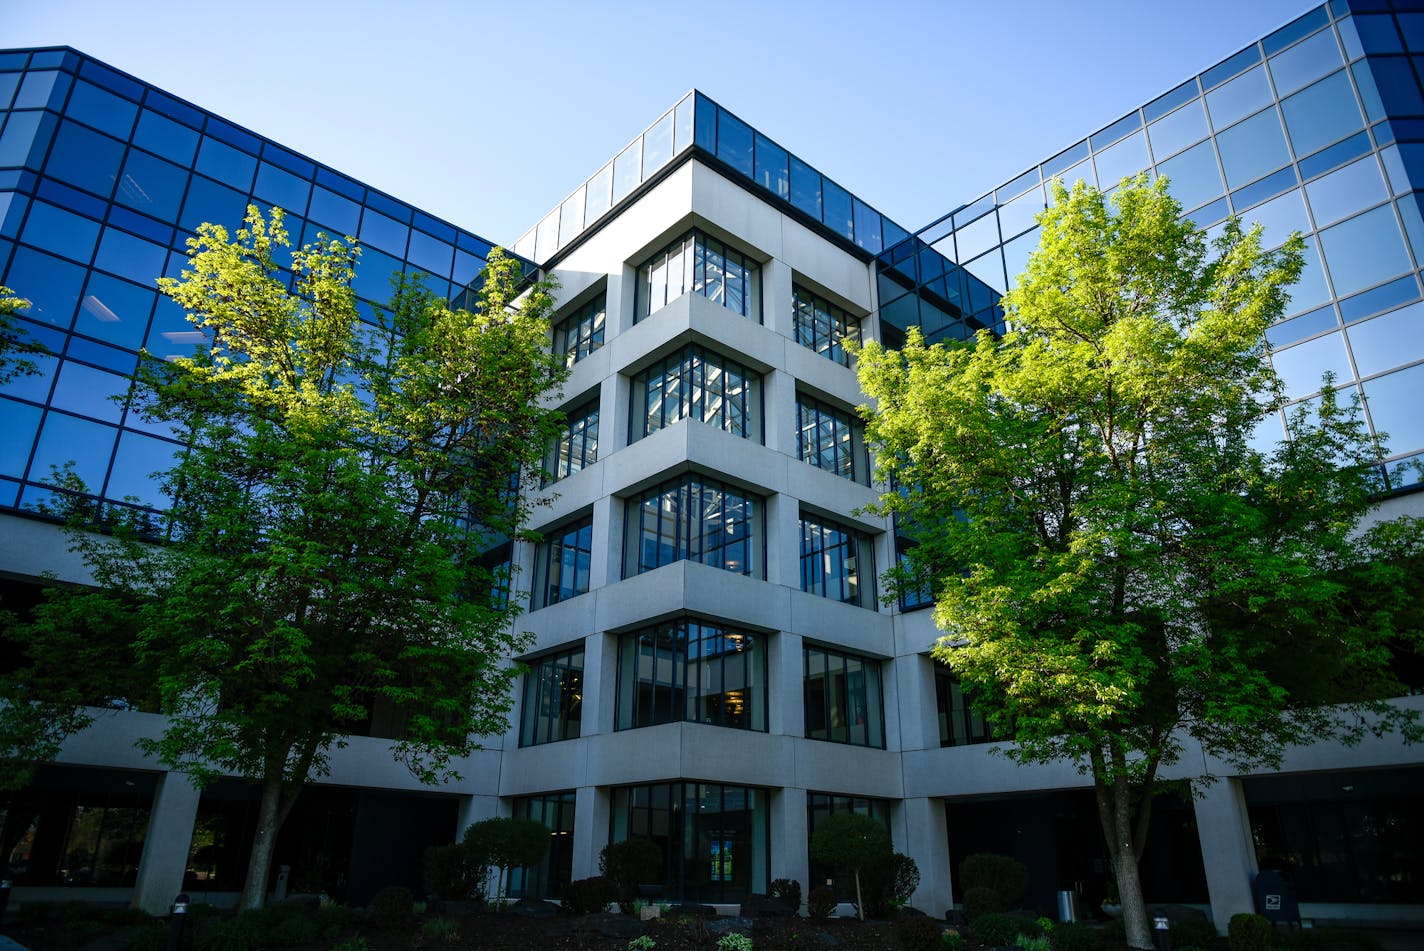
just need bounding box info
[625,474,761,579]
[796,394,867,484]
[636,230,760,322]
[552,293,606,367]
[0,47,518,520]
[614,619,766,732]
[799,513,875,608]
[803,643,885,748]
[934,664,1004,748]
[519,644,584,748]
[507,791,576,899]
[792,284,862,366]
[544,398,598,485]
[876,0,1424,488]
[533,516,593,607]
[807,793,892,898]
[631,344,759,443]
[609,782,769,903]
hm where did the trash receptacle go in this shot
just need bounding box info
[1057,889,1079,923]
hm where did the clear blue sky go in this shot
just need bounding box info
[3,0,1316,247]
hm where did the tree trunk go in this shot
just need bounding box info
[238,770,284,911]
[854,869,865,921]
[1110,774,1154,950]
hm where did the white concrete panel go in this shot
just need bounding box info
[791,591,893,654]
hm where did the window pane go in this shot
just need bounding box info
[1319,205,1411,298]
[1347,302,1424,378]
[1093,131,1150,188]
[1157,139,1225,211]
[1305,156,1388,228]
[1281,71,1363,158]
[44,120,124,198]
[1216,108,1291,189]
[1269,29,1343,96]
[1272,331,1353,400]
[716,110,753,177]
[1207,66,1273,129]
[1364,363,1424,456]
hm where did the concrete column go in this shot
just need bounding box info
[900,797,952,917]
[457,794,503,834]
[770,631,805,738]
[763,257,795,339]
[589,494,617,590]
[586,630,618,736]
[770,786,809,896]
[764,491,801,590]
[1193,778,1257,932]
[130,771,201,915]
[571,785,611,881]
[608,268,636,337]
[604,369,631,464]
[763,368,798,460]
[894,652,940,753]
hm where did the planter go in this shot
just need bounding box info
[639,905,662,921]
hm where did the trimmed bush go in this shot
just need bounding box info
[896,913,942,951]
[424,843,481,901]
[563,875,618,915]
[971,911,1041,947]
[1228,913,1273,951]
[807,885,837,921]
[959,853,1028,910]
[600,837,663,913]
[316,903,357,941]
[1171,919,1219,949]
[961,886,1005,923]
[941,932,966,951]
[196,915,264,951]
[769,878,802,912]
[370,885,416,930]
[1052,920,1104,951]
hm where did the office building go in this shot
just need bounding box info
[1,0,1421,926]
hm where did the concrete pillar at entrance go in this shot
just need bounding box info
[770,787,809,904]
[131,771,201,915]
[571,785,610,881]
[900,797,952,916]
[457,794,502,833]
[1193,779,1257,932]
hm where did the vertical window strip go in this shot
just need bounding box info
[796,395,861,482]
[616,620,765,731]
[632,474,759,577]
[798,514,871,605]
[553,294,606,366]
[634,345,754,439]
[543,516,593,605]
[792,285,861,366]
[638,230,759,321]
[802,644,885,748]
[545,399,599,485]
[520,646,585,747]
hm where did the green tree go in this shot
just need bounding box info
[0,206,568,910]
[855,177,1424,949]
[0,284,48,384]
[462,816,551,901]
[808,812,892,921]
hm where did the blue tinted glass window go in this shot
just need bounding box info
[1288,239,1332,315]
[1401,13,1424,52]
[144,91,203,129]
[1207,66,1273,129]
[50,360,128,423]
[583,163,611,227]
[0,73,18,111]
[1269,29,1343,96]
[143,297,206,365]
[116,150,188,221]
[716,110,753,177]
[180,175,248,234]
[1216,108,1291,189]
[1367,57,1424,117]
[20,200,100,263]
[0,399,41,478]
[1348,301,1423,377]
[754,133,789,200]
[352,247,402,302]
[1145,80,1199,122]
[853,200,882,254]
[674,94,695,154]
[260,144,315,179]
[954,211,1001,263]
[67,336,138,377]
[612,140,640,204]
[361,191,408,223]
[0,342,57,404]
[1266,305,1339,348]
[254,162,310,215]
[823,181,853,240]
[106,430,181,510]
[1272,330,1352,400]
[94,228,168,286]
[790,156,821,220]
[1148,100,1209,159]
[359,209,408,257]
[1319,204,1411,297]
[643,111,674,176]
[1364,363,1424,455]
[1281,71,1364,158]
[1093,131,1149,187]
[307,185,360,235]
[132,109,199,165]
[1002,229,1038,289]
[1338,17,1366,61]
[407,229,453,277]
[1299,131,1372,180]
[1156,139,1224,210]
[3,247,86,327]
[1263,7,1330,55]
[30,411,117,491]
[15,71,67,110]
[65,80,137,139]
[1306,155,1388,227]
[1090,111,1142,151]
[1232,167,1298,211]
[195,136,257,192]
[1240,188,1309,250]
[1353,14,1403,54]
[0,111,48,169]
[44,120,124,198]
[1202,46,1263,90]
[1042,140,1090,178]
[36,179,106,221]
[693,93,717,150]
[77,272,154,349]
[998,186,1045,240]
[1339,275,1419,324]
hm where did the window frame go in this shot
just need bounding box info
[636,229,761,322]
[552,293,607,366]
[624,474,763,579]
[518,644,585,748]
[802,642,886,749]
[791,284,862,366]
[533,515,594,608]
[614,617,768,733]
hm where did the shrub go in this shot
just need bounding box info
[332,940,369,951]
[1052,920,1104,951]
[425,843,481,901]
[961,886,1005,923]
[896,913,942,951]
[1100,917,1126,942]
[1228,913,1273,951]
[317,902,357,940]
[563,875,618,915]
[807,885,837,921]
[128,921,170,951]
[1171,919,1219,948]
[718,935,754,951]
[370,885,416,930]
[423,917,461,943]
[265,907,319,946]
[769,878,802,912]
[942,932,966,951]
[601,837,663,913]
[463,817,551,897]
[863,852,921,917]
[1016,934,1052,951]
[971,911,1041,946]
[629,936,657,951]
[959,853,1029,910]
[196,915,265,951]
